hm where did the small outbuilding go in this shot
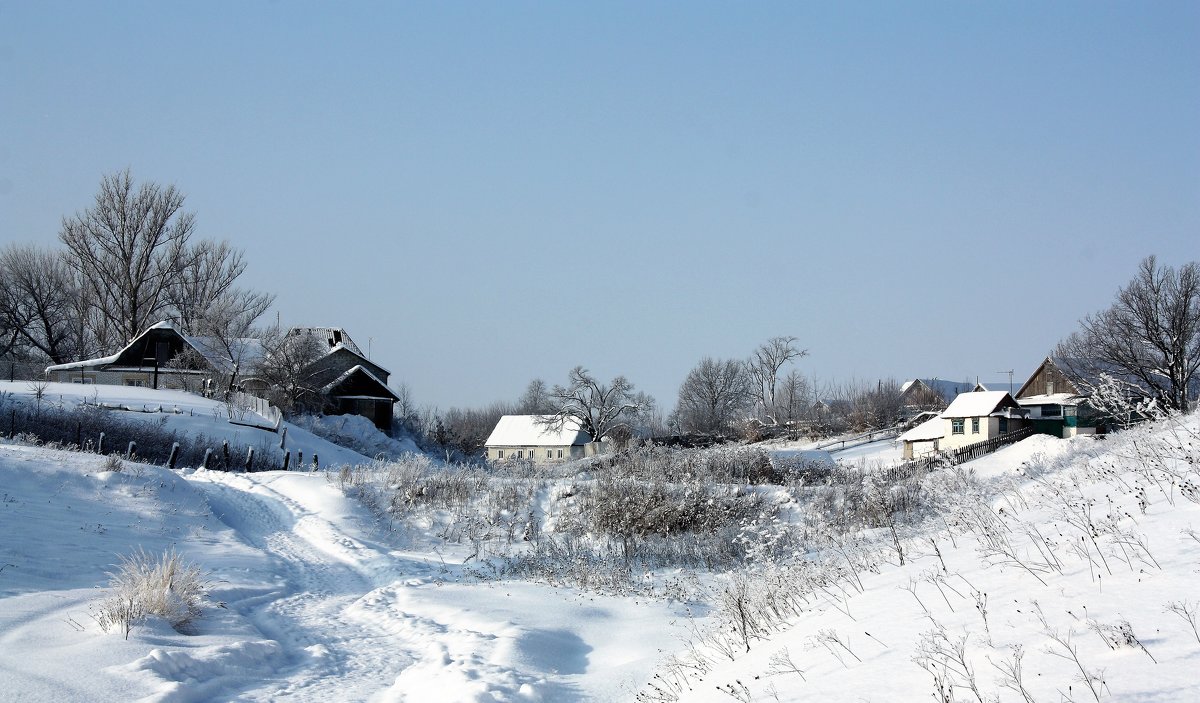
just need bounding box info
[899,414,945,459]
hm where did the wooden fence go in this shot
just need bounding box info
[813,426,901,452]
[889,426,1037,476]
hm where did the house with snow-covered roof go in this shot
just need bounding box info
[1013,356,1115,438]
[939,390,1028,451]
[46,321,399,431]
[485,415,600,463]
[44,322,263,392]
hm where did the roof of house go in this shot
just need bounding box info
[942,391,1021,418]
[900,414,945,442]
[320,364,400,402]
[1016,393,1086,406]
[485,415,591,447]
[900,378,975,404]
[286,327,364,357]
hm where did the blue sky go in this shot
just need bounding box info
[2,2,1197,410]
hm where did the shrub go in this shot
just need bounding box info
[90,549,209,639]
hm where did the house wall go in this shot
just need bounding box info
[1018,363,1079,399]
[902,438,939,459]
[942,416,996,450]
[487,445,586,463]
[47,367,209,390]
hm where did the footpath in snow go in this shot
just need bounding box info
[0,442,685,702]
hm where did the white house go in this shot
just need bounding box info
[484,415,601,462]
[939,391,1028,451]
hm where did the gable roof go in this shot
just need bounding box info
[321,364,400,402]
[900,378,975,404]
[485,415,591,447]
[942,391,1022,418]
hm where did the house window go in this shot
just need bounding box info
[999,417,1008,433]
[1046,381,1055,395]
[952,419,964,434]
[971,418,980,434]
[557,449,563,459]
[547,450,553,459]
[1041,405,1062,417]
[516,450,523,459]
[124,379,144,387]
[497,450,504,459]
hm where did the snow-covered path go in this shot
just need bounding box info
[185,470,556,701]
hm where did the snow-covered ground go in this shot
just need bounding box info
[0,444,686,701]
[0,380,381,468]
[3,381,1199,702]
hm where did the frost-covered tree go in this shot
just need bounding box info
[0,244,85,364]
[165,239,274,339]
[256,327,327,413]
[1056,256,1200,412]
[542,366,645,442]
[748,336,808,424]
[674,357,753,434]
[517,378,556,414]
[59,170,197,349]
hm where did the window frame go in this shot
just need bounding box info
[952,418,964,435]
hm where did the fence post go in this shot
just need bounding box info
[167,443,180,469]
[298,450,303,467]
[246,447,255,473]
[282,451,290,472]
[222,441,230,471]
[98,432,105,455]
[312,453,318,471]
[279,426,287,450]
[202,448,212,470]
[126,441,137,460]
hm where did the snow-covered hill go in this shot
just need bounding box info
[2,391,1198,702]
[0,380,406,468]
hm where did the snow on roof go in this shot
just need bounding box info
[901,378,974,403]
[321,364,400,401]
[1016,393,1084,406]
[900,415,945,442]
[485,415,591,447]
[942,391,1016,418]
[287,327,364,357]
[183,336,265,374]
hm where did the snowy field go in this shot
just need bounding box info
[1,382,1199,701]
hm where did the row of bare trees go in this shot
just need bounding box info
[1,170,275,378]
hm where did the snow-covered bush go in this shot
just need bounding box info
[90,548,209,639]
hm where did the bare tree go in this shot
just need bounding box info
[542,366,645,442]
[165,239,273,337]
[0,244,86,364]
[776,368,813,423]
[517,378,556,414]
[59,170,197,348]
[674,357,753,434]
[1056,256,1200,412]
[748,336,808,424]
[256,327,327,414]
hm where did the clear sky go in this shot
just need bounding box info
[2,2,1197,410]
